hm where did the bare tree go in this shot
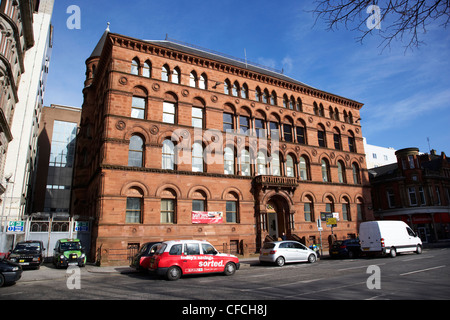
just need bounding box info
[312,0,450,51]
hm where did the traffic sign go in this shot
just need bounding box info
[7,221,25,233]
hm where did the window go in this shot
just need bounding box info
[255,118,265,138]
[436,186,441,205]
[296,126,306,144]
[202,243,217,254]
[192,199,205,212]
[172,67,180,84]
[270,122,279,141]
[271,152,281,176]
[337,161,345,183]
[419,186,426,205]
[387,190,396,208]
[224,147,235,175]
[169,244,182,255]
[283,124,293,142]
[192,107,203,128]
[239,116,250,135]
[232,82,239,97]
[352,163,360,184]
[192,143,204,172]
[262,89,269,104]
[318,128,326,147]
[48,121,77,168]
[321,159,330,182]
[143,61,151,77]
[240,149,251,176]
[348,132,356,152]
[128,135,144,167]
[224,79,231,95]
[163,102,176,124]
[270,91,277,105]
[299,156,309,181]
[255,87,261,101]
[372,153,377,159]
[304,197,314,222]
[162,139,175,170]
[161,199,175,223]
[223,113,234,132]
[185,243,200,255]
[226,201,238,223]
[342,198,351,221]
[325,197,334,213]
[241,84,248,99]
[131,58,139,75]
[408,155,415,169]
[161,65,169,81]
[408,187,417,206]
[286,155,295,177]
[257,151,267,175]
[199,73,207,89]
[190,71,197,87]
[126,198,141,223]
[131,96,145,119]
[334,131,341,150]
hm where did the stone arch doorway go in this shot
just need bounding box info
[264,194,292,240]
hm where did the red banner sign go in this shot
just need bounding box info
[192,211,223,224]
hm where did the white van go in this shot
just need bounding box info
[359,221,422,257]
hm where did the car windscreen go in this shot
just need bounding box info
[13,242,41,253]
[155,243,166,254]
[60,242,81,251]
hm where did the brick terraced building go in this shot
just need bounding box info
[72,26,374,265]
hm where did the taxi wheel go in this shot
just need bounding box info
[224,262,236,276]
[166,266,182,281]
[0,274,5,287]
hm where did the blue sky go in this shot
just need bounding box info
[44,0,450,154]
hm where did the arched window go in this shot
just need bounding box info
[286,155,295,177]
[143,60,151,78]
[313,102,319,115]
[337,160,346,183]
[224,147,235,175]
[270,91,277,105]
[199,73,207,89]
[226,192,239,223]
[289,96,295,110]
[334,107,340,121]
[224,79,231,95]
[325,196,334,213]
[283,94,288,108]
[257,151,267,175]
[333,127,342,150]
[232,81,239,97]
[356,197,364,221]
[255,87,262,101]
[348,131,356,152]
[190,71,198,87]
[317,124,326,147]
[298,156,309,181]
[131,58,139,75]
[296,98,303,112]
[240,149,251,176]
[352,163,360,184]
[271,152,281,176]
[262,89,269,104]
[241,83,248,99]
[162,139,175,170]
[128,135,144,167]
[321,159,330,182]
[192,142,204,172]
[172,67,180,84]
[161,65,169,81]
[126,197,142,223]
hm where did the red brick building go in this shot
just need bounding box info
[370,148,450,242]
[72,27,373,265]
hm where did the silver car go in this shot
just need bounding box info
[259,241,317,266]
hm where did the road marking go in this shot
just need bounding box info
[338,263,385,272]
[400,265,446,276]
[402,255,433,262]
[240,278,323,292]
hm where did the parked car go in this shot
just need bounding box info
[259,241,317,266]
[53,238,86,268]
[0,258,22,287]
[330,239,361,259]
[8,240,45,269]
[149,240,240,281]
[359,221,422,257]
[130,241,161,271]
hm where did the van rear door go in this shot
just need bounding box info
[360,222,382,252]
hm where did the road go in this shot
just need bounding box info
[1,247,449,302]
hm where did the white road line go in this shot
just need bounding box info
[338,263,385,272]
[400,265,446,276]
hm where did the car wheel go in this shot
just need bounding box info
[308,254,317,263]
[224,262,236,276]
[348,250,354,259]
[389,247,397,258]
[0,274,5,287]
[415,245,422,254]
[166,266,182,281]
[275,256,285,267]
